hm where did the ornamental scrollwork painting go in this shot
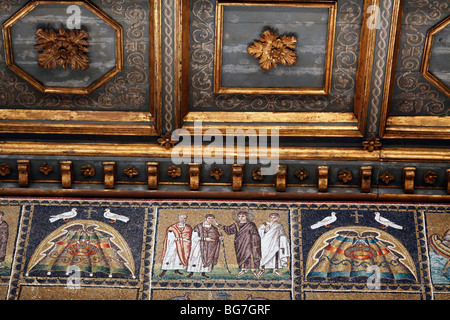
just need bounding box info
[392,0,449,116]
[189,0,363,112]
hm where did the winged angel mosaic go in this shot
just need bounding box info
[26,220,135,278]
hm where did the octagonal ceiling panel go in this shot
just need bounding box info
[421,16,450,98]
[2,0,123,94]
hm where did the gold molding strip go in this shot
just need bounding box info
[0,110,153,122]
[354,0,379,134]
[17,160,30,188]
[147,162,159,190]
[103,162,116,190]
[402,167,416,194]
[183,112,358,124]
[60,161,73,189]
[2,187,447,202]
[2,142,450,162]
[317,166,329,192]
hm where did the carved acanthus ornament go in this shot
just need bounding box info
[363,138,382,152]
[210,168,224,181]
[338,170,353,183]
[158,133,177,150]
[168,165,181,179]
[380,171,394,185]
[124,166,139,178]
[424,171,438,185]
[0,163,11,177]
[295,168,309,181]
[81,165,96,177]
[247,30,298,71]
[39,163,53,176]
[35,28,90,71]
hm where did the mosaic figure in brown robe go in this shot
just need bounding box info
[214,210,261,278]
[186,214,222,279]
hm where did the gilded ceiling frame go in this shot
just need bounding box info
[213,1,337,95]
[379,0,450,140]
[177,0,379,137]
[0,0,162,136]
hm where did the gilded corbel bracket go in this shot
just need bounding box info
[17,160,30,188]
[147,162,159,190]
[446,169,450,195]
[359,166,373,193]
[189,164,201,191]
[275,165,287,192]
[60,161,73,189]
[232,164,244,192]
[317,166,329,192]
[103,162,116,190]
[402,167,416,194]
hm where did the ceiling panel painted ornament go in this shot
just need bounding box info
[421,15,450,98]
[0,0,161,136]
[180,0,379,138]
[379,0,450,139]
[2,0,123,96]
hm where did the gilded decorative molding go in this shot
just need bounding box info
[338,170,353,183]
[189,163,201,191]
[402,167,416,194]
[295,168,309,181]
[275,165,287,192]
[232,164,244,192]
[380,171,394,185]
[247,30,298,71]
[0,163,11,177]
[103,162,116,190]
[81,165,95,177]
[167,165,181,179]
[317,166,329,192]
[359,166,372,193]
[123,166,138,179]
[424,171,438,185]
[147,162,159,190]
[60,161,73,189]
[39,162,53,176]
[35,28,90,71]
[210,167,224,181]
[158,132,176,150]
[17,160,30,188]
[252,168,264,181]
[363,137,382,152]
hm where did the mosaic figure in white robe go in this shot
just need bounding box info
[258,213,290,277]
